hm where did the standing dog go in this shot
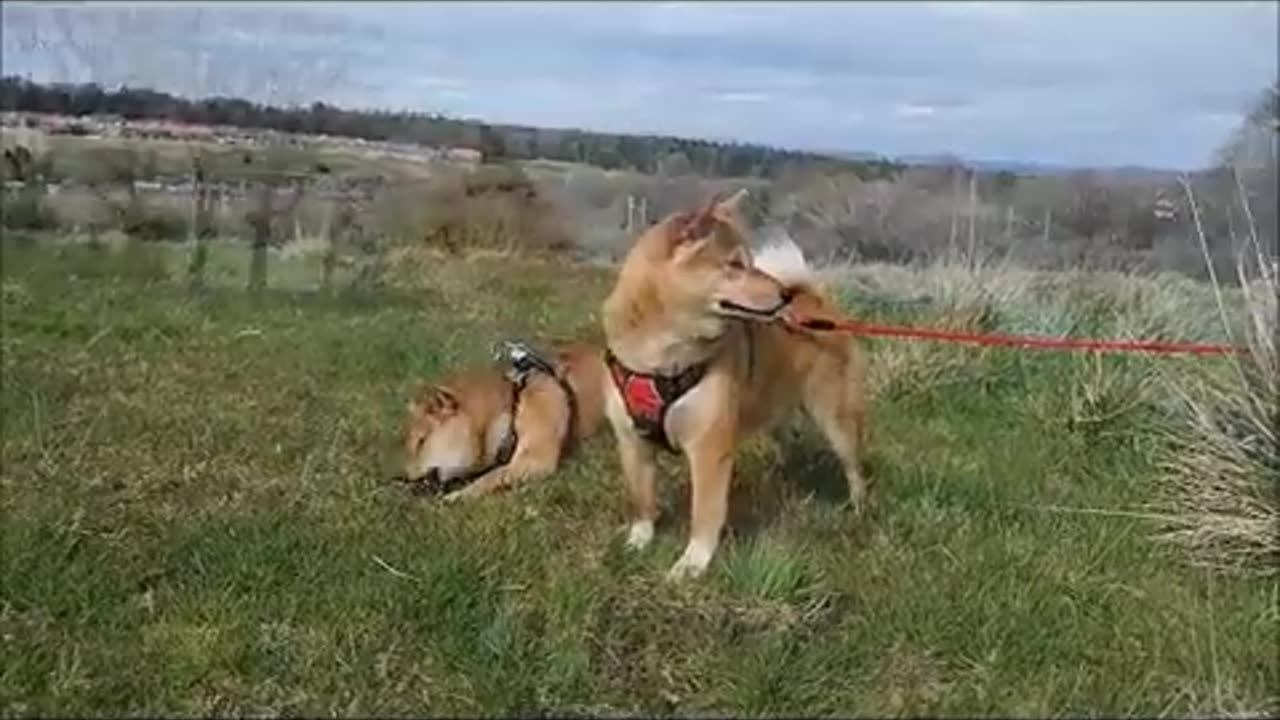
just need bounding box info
[600,190,870,579]
[400,341,606,502]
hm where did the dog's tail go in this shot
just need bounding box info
[755,228,819,292]
[755,228,853,331]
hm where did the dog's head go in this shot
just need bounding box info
[645,190,791,321]
[401,383,481,486]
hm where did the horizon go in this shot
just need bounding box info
[2,1,1276,172]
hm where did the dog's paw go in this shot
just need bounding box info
[665,541,713,580]
[625,520,654,551]
[665,557,707,581]
[442,487,472,504]
[846,480,868,516]
[846,496,866,517]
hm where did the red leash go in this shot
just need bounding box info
[791,317,1245,356]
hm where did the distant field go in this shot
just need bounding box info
[1,237,1274,716]
[1,129,455,183]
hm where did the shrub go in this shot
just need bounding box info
[416,164,575,257]
[1,191,60,231]
[117,197,188,241]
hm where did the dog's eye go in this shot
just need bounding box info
[727,258,746,271]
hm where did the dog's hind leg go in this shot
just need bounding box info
[803,351,870,514]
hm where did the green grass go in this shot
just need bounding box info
[1,240,1276,717]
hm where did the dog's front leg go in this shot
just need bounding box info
[442,449,558,503]
[441,468,510,502]
[668,419,735,580]
[445,387,566,504]
[616,430,660,549]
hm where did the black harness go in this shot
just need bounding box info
[408,341,579,497]
[605,323,755,454]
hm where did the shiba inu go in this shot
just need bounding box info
[600,190,870,578]
[399,340,606,502]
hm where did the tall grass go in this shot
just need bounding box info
[1151,180,1277,576]
[819,227,1275,581]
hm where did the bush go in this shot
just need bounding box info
[1,191,60,231]
[416,164,575,257]
[118,197,188,241]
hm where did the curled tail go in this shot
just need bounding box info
[754,228,818,292]
[754,229,852,330]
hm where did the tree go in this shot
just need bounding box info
[1061,171,1115,241]
[657,151,692,178]
[1213,83,1278,277]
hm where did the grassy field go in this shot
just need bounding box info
[1,238,1276,717]
[1,130,447,184]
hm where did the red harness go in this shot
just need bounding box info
[604,350,708,453]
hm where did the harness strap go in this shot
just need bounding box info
[604,349,708,453]
[503,343,581,462]
[431,378,523,496]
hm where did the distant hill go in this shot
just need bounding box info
[829,149,1182,180]
[0,76,907,183]
[1,75,1189,185]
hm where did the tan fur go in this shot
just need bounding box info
[402,341,606,501]
[601,190,870,578]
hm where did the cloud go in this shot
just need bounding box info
[895,104,939,119]
[413,75,469,91]
[2,0,1274,169]
[711,92,771,104]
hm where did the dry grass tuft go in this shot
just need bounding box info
[1151,181,1278,576]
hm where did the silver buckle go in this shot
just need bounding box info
[494,341,536,382]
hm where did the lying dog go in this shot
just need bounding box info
[600,190,870,578]
[400,340,606,502]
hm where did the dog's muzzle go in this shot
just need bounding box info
[718,289,794,318]
[393,468,447,497]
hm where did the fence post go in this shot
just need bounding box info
[947,169,960,257]
[322,194,338,293]
[187,157,208,293]
[248,181,272,294]
[966,170,978,267]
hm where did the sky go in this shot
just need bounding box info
[2,1,1276,170]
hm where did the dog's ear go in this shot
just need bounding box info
[673,192,726,244]
[409,384,459,416]
[717,188,749,214]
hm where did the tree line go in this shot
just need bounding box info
[0,75,905,181]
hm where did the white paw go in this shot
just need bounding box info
[625,520,654,550]
[666,541,713,580]
[847,479,868,516]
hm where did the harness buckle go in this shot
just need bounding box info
[494,340,560,383]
